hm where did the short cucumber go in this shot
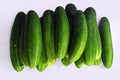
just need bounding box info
[24,10,42,68]
[55,6,70,59]
[68,10,88,62]
[41,10,56,63]
[84,7,102,65]
[10,12,26,72]
[94,57,101,66]
[99,17,113,68]
[62,3,77,66]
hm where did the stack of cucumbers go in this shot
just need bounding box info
[10,3,113,72]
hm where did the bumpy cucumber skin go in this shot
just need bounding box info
[41,10,56,63]
[75,54,84,68]
[24,10,42,68]
[55,6,70,59]
[62,3,77,66]
[84,7,102,65]
[99,17,113,68]
[10,12,26,72]
[69,10,88,62]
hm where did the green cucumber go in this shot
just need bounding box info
[84,7,102,65]
[37,37,51,72]
[99,17,113,68]
[41,10,56,63]
[68,10,88,62]
[55,6,70,59]
[75,54,84,68]
[10,12,26,72]
[24,10,42,68]
[62,3,77,66]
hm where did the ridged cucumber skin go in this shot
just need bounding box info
[84,7,102,65]
[24,10,42,68]
[55,6,70,59]
[37,39,51,72]
[94,57,101,66]
[10,12,26,72]
[75,54,84,68]
[41,10,56,64]
[62,3,77,66]
[69,10,88,62]
[99,17,113,68]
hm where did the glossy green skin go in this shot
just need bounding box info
[41,10,56,63]
[75,54,84,68]
[62,3,77,66]
[10,12,26,72]
[37,39,51,72]
[55,6,70,59]
[69,10,88,62]
[24,10,42,68]
[84,7,102,65]
[99,17,113,68]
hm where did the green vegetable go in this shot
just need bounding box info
[41,10,56,63]
[99,17,113,68]
[84,7,102,65]
[75,54,84,68]
[10,12,26,72]
[55,6,70,59]
[24,10,42,68]
[94,57,101,66]
[69,10,88,62]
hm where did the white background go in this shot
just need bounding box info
[0,0,119,80]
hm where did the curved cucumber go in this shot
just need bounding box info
[10,12,26,72]
[55,6,70,59]
[69,10,88,62]
[84,7,102,65]
[41,10,56,63]
[99,17,113,68]
[62,3,77,66]
[24,10,42,68]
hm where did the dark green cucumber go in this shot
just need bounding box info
[55,6,70,59]
[94,57,101,66]
[75,54,84,68]
[62,3,77,66]
[84,7,102,65]
[10,12,26,72]
[99,17,113,68]
[41,10,56,63]
[24,10,42,68]
[19,18,29,66]
[68,10,88,62]
[37,37,51,72]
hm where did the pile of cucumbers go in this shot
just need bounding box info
[10,3,113,72]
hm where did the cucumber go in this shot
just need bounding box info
[19,18,29,66]
[62,3,77,66]
[68,10,88,62]
[24,10,42,68]
[41,10,56,63]
[37,37,51,72]
[94,57,101,66]
[75,54,84,68]
[99,17,113,68]
[10,12,26,72]
[84,7,102,65]
[55,6,70,59]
